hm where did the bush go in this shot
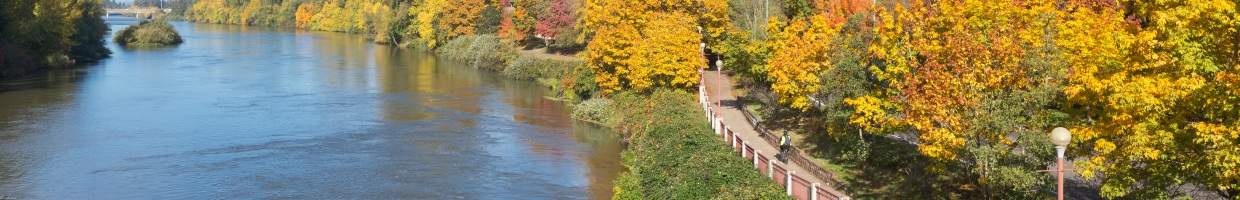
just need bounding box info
[559,63,599,101]
[502,56,576,80]
[437,34,516,71]
[547,27,584,52]
[113,20,184,47]
[571,98,611,124]
[609,89,788,199]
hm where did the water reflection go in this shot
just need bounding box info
[0,22,620,199]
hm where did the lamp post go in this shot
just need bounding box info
[1050,127,1072,200]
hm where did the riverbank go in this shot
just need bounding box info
[434,35,787,198]
[0,22,626,199]
[180,0,792,196]
[0,0,111,80]
[434,34,595,100]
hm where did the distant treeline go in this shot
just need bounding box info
[103,0,195,17]
[183,0,583,50]
[0,0,111,79]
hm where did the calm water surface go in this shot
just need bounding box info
[0,20,621,199]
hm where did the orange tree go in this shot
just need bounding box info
[857,0,1068,198]
[438,0,485,38]
[294,2,318,29]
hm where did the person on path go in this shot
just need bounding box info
[779,131,792,162]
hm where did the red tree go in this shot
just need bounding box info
[534,0,574,46]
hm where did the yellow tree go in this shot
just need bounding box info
[630,12,704,91]
[766,14,839,110]
[413,0,445,48]
[583,22,639,94]
[581,0,710,94]
[861,1,1066,197]
[698,0,732,51]
[239,0,261,25]
[1059,0,1240,198]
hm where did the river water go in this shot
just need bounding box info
[0,20,621,199]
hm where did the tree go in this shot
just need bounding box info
[239,0,262,25]
[860,0,1066,198]
[581,0,738,94]
[507,0,548,42]
[580,0,706,94]
[628,12,704,91]
[582,10,703,94]
[534,0,574,46]
[1,0,109,78]
[765,14,838,110]
[294,3,319,28]
[69,0,112,63]
[413,0,444,48]
[1059,0,1240,198]
[582,20,639,94]
[439,0,484,38]
[781,0,813,19]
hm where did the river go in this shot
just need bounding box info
[0,20,621,199]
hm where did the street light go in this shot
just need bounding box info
[1050,127,1071,200]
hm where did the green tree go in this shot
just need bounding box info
[0,0,110,78]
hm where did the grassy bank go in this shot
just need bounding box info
[436,34,596,101]
[608,89,787,199]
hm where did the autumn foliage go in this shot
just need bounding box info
[580,0,733,94]
[439,0,485,38]
[821,0,1240,198]
[533,0,574,45]
[766,15,839,110]
[293,3,318,29]
[177,0,1240,198]
[1056,0,1240,198]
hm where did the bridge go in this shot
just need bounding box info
[104,8,169,20]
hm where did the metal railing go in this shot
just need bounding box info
[698,74,850,200]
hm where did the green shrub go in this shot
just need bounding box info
[571,98,612,124]
[548,27,584,51]
[609,89,789,199]
[437,34,515,71]
[560,63,599,101]
[113,20,184,47]
[502,56,576,80]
